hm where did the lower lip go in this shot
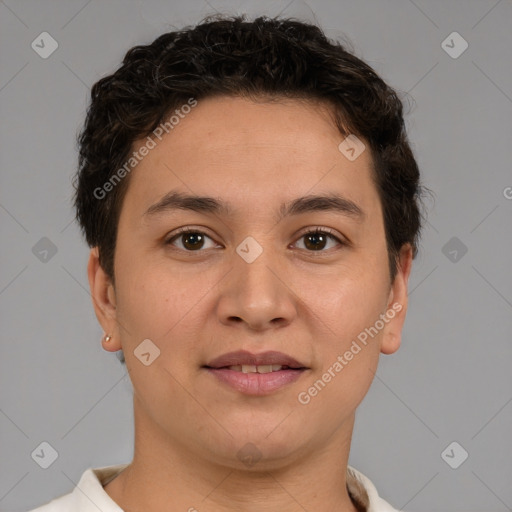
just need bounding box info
[204,368,307,395]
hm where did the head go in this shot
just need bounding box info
[77,15,423,469]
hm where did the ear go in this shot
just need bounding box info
[87,247,122,353]
[380,244,414,355]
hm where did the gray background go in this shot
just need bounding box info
[0,0,511,510]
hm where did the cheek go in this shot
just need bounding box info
[297,290,385,424]
[296,266,389,406]
[303,260,390,335]
[114,256,212,340]
[112,259,222,395]
[113,263,209,419]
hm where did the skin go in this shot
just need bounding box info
[88,95,413,512]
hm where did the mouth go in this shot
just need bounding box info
[220,364,295,373]
[203,350,308,395]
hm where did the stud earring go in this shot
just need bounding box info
[104,334,112,343]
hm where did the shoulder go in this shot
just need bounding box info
[347,466,402,512]
[26,464,129,512]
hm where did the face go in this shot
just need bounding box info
[89,95,412,470]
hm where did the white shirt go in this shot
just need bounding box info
[27,464,400,511]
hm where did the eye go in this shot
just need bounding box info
[293,228,345,252]
[165,227,345,253]
[166,228,219,251]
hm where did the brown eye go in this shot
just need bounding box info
[166,229,218,251]
[181,232,205,250]
[294,229,343,252]
[303,232,328,251]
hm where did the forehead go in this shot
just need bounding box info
[123,95,379,219]
[153,95,347,156]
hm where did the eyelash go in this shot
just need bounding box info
[165,226,346,253]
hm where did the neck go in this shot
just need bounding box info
[104,398,361,512]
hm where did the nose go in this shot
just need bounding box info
[215,243,298,332]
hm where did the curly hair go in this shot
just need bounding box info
[74,14,424,285]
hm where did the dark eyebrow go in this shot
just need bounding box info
[278,194,364,222]
[143,191,232,217]
[143,190,364,222]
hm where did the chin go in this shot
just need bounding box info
[203,425,309,471]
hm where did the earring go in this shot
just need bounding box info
[104,334,112,343]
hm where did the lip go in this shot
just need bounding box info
[205,367,307,395]
[203,350,309,396]
[205,350,307,369]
